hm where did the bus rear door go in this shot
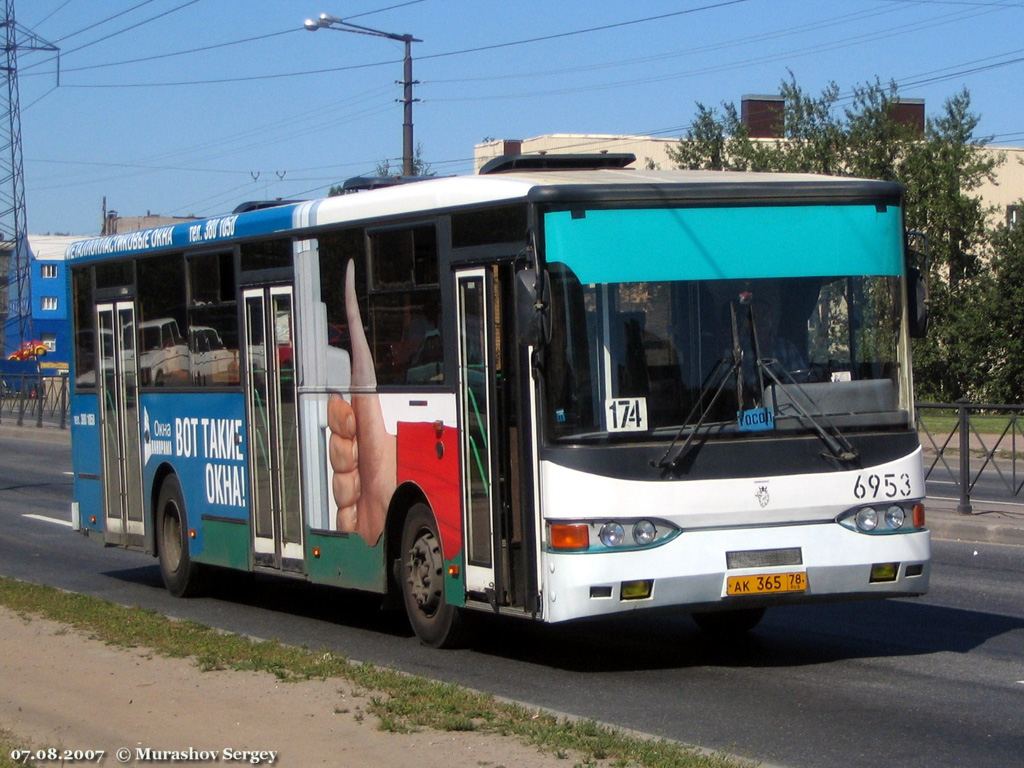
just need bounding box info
[243,285,304,572]
[96,300,145,547]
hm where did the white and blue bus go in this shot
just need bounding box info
[67,154,930,646]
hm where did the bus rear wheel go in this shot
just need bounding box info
[156,474,205,597]
[692,607,766,636]
[400,504,464,648]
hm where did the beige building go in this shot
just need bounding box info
[102,210,198,236]
[474,98,1023,229]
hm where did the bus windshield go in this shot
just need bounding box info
[541,203,909,442]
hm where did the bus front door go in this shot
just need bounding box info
[243,286,304,572]
[455,269,509,605]
[96,301,145,547]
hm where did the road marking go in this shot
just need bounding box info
[21,513,74,528]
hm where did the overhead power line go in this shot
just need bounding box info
[427,3,1004,104]
[896,53,1024,90]
[49,0,199,58]
[27,0,75,29]
[58,0,753,88]
[53,0,159,43]
[22,0,426,78]
[416,0,753,62]
[346,0,427,21]
[58,28,301,74]
[61,55,402,87]
[21,0,197,75]
[426,3,908,86]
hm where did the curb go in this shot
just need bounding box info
[925,497,1024,547]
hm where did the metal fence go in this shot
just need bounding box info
[916,402,1024,514]
[0,372,69,429]
[1,378,1019,512]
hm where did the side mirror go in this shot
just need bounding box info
[907,266,928,338]
[515,269,548,347]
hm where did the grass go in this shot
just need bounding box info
[0,728,35,768]
[917,411,1020,437]
[0,577,752,768]
[917,411,1024,459]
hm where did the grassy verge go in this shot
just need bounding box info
[0,728,35,768]
[0,578,751,768]
[917,412,1017,437]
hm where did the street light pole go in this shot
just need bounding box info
[304,12,421,177]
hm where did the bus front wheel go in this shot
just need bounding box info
[156,474,205,597]
[400,504,464,648]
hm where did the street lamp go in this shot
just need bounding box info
[304,12,421,177]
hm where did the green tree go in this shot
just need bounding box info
[844,78,918,181]
[909,273,995,402]
[904,90,1003,401]
[769,75,846,175]
[979,202,1024,402]
[667,75,911,176]
[902,89,1001,288]
[667,102,738,170]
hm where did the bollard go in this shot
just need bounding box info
[957,401,973,515]
[59,375,67,430]
[36,378,44,428]
[16,383,26,427]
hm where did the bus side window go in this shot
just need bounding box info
[187,252,239,387]
[368,225,443,386]
[318,227,365,357]
[137,255,188,387]
[72,266,96,388]
[318,225,444,387]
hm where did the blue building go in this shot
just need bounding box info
[4,235,82,374]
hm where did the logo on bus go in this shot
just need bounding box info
[754,483,770,508]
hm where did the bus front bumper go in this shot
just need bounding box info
[541,522,930,624]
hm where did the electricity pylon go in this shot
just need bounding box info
[1,0,58,352]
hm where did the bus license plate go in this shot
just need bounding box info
[727,571,808,596]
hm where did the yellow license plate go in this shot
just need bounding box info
[727,571,808,596]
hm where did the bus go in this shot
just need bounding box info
[67,154,931,647]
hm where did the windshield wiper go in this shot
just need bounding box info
[653,354,739,470]
[742,297,858,465]
[758,358,859,463]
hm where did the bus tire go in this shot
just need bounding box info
[692,607,766,636]
[156,474,205,597]
[400,503,464,648]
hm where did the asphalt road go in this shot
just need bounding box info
[1,435,1022,768]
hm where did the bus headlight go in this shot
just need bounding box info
[856,507,878,531]
[633,520,657,546]
[547,518,679,552]
[599,522,626,547]
[885,504,905,530]
[837,503,921,534]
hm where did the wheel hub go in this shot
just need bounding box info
[407,529,442,616]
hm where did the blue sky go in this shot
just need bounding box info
[17,0,1024,235]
